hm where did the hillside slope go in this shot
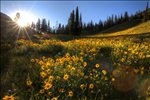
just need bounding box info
[0,12,17,44]
[89,20,150,37]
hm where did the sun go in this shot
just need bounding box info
[10,10,36,27]
[17,17,27,27]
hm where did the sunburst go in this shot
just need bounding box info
[9,10,37,47]
[10,10,36,27]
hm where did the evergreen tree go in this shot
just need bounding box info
[89,20,94,33]
[68,10,75,34]
[31,22,36,29]
[79,14,83,33]
[144,2,149,21]
[41,18,47,32]
[111,14,114,25]
[57,23,62,34]
[114,15,118,25]
[75,6,80,35]
[47,20,51,33]
[61,25,65,34]
[65,25,69,34]
[36,18,41,32]
[98,20,103,31]
[67,6,82,35]
[124,11,129,21]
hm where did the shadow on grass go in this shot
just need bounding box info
[51,31,150,42]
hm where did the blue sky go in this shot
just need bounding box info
[1,1,149,27]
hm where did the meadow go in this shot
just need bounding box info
[1,32,150,100]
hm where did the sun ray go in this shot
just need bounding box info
[23,27,32,42]
[8,9,37,47]
[15,27,21,47]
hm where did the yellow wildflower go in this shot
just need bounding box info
[49,76,54,82]
[2,95,15,100]
[65,53,70,57]
[89,83,94,89]
[124,51,128,54]
[39,89,45,94]
[51,97,58,100]
[31,59,35,62]
[46,62,50,66]
[102,70,107,75]
[95,64,100,68]
[83,62,87,67]
[59,88,64,93]
[40,72,47,78]
[7,96,15,100]
[112,77,115,82]
[71,67,75,71]
[68,91,73,97]
[48,92,52,96]
[91,48,96,52]
[2,95,9,100]
[80,51,84,56]
[67,65,71,69]
[41,65,46,70]
[63,74,69,80]
[26,79,32,86]
[44,83,52,90]
[80,84,84,89]
[80,84,86,89]
[39,60,44,65]
[121,58,125,62]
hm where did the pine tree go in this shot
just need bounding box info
[79,14,83,33]
[111,14,114,25]
[67,6,82,35]
[36,18,41,32]
[124,11,129,22]
[144,2,149,21]
[31,22,35,29]
[114,15,118,25]
[47,20,51,33]
[41,18,47,32]
[90,20,94,33]
[71,10,75,34]
[75,6,80,35]
[61,25,65,34]
[57,23,62,34]
[98,20,103,31]
[68,10,75,34]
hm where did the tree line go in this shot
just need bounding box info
[31,2,150,35]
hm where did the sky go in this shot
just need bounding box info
[1,1,149,27]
